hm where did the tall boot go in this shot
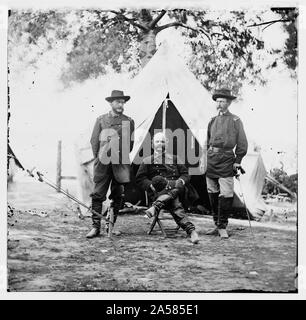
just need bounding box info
[105,200,121,235]
[86,199,102,238]
[206,192,219,235]
[171,198,199,243]
[105,185,125,235]
[208,192,219,224]
[144,193,175,218]
[217,196,233,239]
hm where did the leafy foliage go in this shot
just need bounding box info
[263,167,298,196]
[271,7,298,71]
[8,8,298,91]
[61,10,142,84]
[170,10,267,93]
[8,10,69,68]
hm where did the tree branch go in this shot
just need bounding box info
[211,32,225,38]
[148,9,167,28]
[155,22,211,43]
[262,21,277,31]
[247,19,294,28]
[110,10,149,31]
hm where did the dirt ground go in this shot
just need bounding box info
[7,178,297,292]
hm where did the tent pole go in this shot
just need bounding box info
[162,98,168,135]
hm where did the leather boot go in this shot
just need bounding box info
[217,196,233,229]
[105,192,124,235]
[144,199,164,218]
[217,196,233,239]
[170,198,196,237]
[218,228,229,239]
[144,193,174,218]
[105,206,122,236]
[205,228,219,236]
[86,198,102,238]
[190,230,199,244]
[206,192,219,235]
[86,227,100,238]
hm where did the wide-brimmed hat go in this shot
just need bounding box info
[105,90,130,102]
[212,88,237,101]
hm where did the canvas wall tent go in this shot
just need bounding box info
[75,41,267,218]
[127,41,216,163]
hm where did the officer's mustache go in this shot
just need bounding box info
[155,144,166,149]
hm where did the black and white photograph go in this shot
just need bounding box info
[2,0,303,297]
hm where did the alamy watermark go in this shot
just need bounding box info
[97,123,207,175]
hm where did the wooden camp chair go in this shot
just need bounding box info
[145,191,181,238]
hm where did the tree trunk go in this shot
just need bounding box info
[139,30,157,67]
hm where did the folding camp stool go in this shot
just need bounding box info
[147,210,181,237]
[145,192,181,238]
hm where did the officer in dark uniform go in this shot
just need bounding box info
[206,88,248,238]
[136,132,199,244]
[86,90,135,238]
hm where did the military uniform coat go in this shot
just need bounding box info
[206,111,248,178]
[136,153,190,190]
[136,153,199,207]
[90,111,135,184]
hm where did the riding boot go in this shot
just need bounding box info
[206,192,219,235]
[217,196,233,239]
[167,198,198,243]
[144,199,165,218]
[105,185,125,235]
[86,199,102,238]
[144,193,174,218]
[209,192,219,223]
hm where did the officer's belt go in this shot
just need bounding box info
[209,146,233,153]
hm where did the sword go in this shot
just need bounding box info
[35,171,113,225]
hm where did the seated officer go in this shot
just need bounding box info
[136,132,199,244]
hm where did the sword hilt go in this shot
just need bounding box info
[36,171,44,182]
[234,166,245,178]
[239,167,246,174]
[27,169,34,177]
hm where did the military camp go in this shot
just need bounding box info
[6,6,298,294]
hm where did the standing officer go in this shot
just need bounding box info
[136,132,199,244]
[206,88,248,239]
[86,90,135,238]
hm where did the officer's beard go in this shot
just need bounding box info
[154,146,166,155]
[217,106,229,114]
[112,106,124,115]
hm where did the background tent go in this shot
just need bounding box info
[7,144,25,183]
[75,41,267,218]
[233,152,267,218]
